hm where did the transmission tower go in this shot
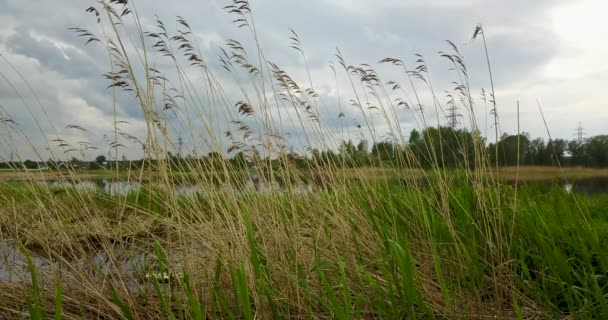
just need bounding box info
[573,122,585,143]
[177,135,184,158]
[446,100,462,129]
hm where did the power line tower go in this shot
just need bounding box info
[446,99,461,129]
[574,122,585,143]
[177,135,184,158]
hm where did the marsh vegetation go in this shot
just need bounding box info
[0,1,607,319]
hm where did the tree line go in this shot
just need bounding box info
[2,127,607,171]
[304,128,608,169]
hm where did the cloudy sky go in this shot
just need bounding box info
[0,0,606,160]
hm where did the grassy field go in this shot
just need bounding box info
[1,1,607,319]
[1,173,608,318]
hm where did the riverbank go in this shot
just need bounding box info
[1,166,607,183]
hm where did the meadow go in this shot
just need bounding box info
[1,1,607,319]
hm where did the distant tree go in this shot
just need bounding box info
[94,155,107,169]
[284,149,307,168]
[207,151,222,159]
[409,127,477,168]
[585,135,608,167]
[371,141,396,162]
[409,129,420,145]
[338,140,357,167]
[525,138,546,165]
[205,151,226,171]
[321,149,339,166]
[22,160,39,169]
[231,151,248,169]
[545,139,567,166]
[46,159,60,171]
[488,133,530,166]
[567,140,587,166]
[68,157,81,170]
[356,140,369,166]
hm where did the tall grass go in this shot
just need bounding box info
[0,0,607,318]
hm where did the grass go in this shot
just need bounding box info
[1,179,607,318]
[0,1,607,318]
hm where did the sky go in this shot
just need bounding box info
[0,0,606,161]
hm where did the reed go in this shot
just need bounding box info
[0,1,606,318]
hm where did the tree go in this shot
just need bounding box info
[356,140,369,166]
[526,138,546,165]
[489,133,530,166]
[286,149,307,168]
[545,139,567,166]
[567,140,586,166]
[585,135,608,167]
[69,157,81,170]
[23,160,39,169]
[409,127,477,168]
[95,155,107,169]
[371,141,396,162]
[338,140,357,167]
[205,151,226,171]
[409,129,420,145]
[231,151,248,169]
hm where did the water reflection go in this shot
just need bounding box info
[37,177,608,198]
[0,240,50,283]
[561,178,608,195]
[0,240,177,290]
[41,179,141,196]
[39,178,314,197]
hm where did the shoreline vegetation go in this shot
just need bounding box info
[0,1,607,319]
[1,166,608,183]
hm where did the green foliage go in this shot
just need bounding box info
[488,133,530,166]
[21,244,45,320]
[409,126,480,168]
[371,141,396,162]
[55,274,63,320]
[585,135,608,167]
[108,281,135,320]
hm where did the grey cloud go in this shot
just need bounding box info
[0,0,598,160]
[6,29,100,80]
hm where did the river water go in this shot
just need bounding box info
[37,178,314,197]
[35,177,608,197]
